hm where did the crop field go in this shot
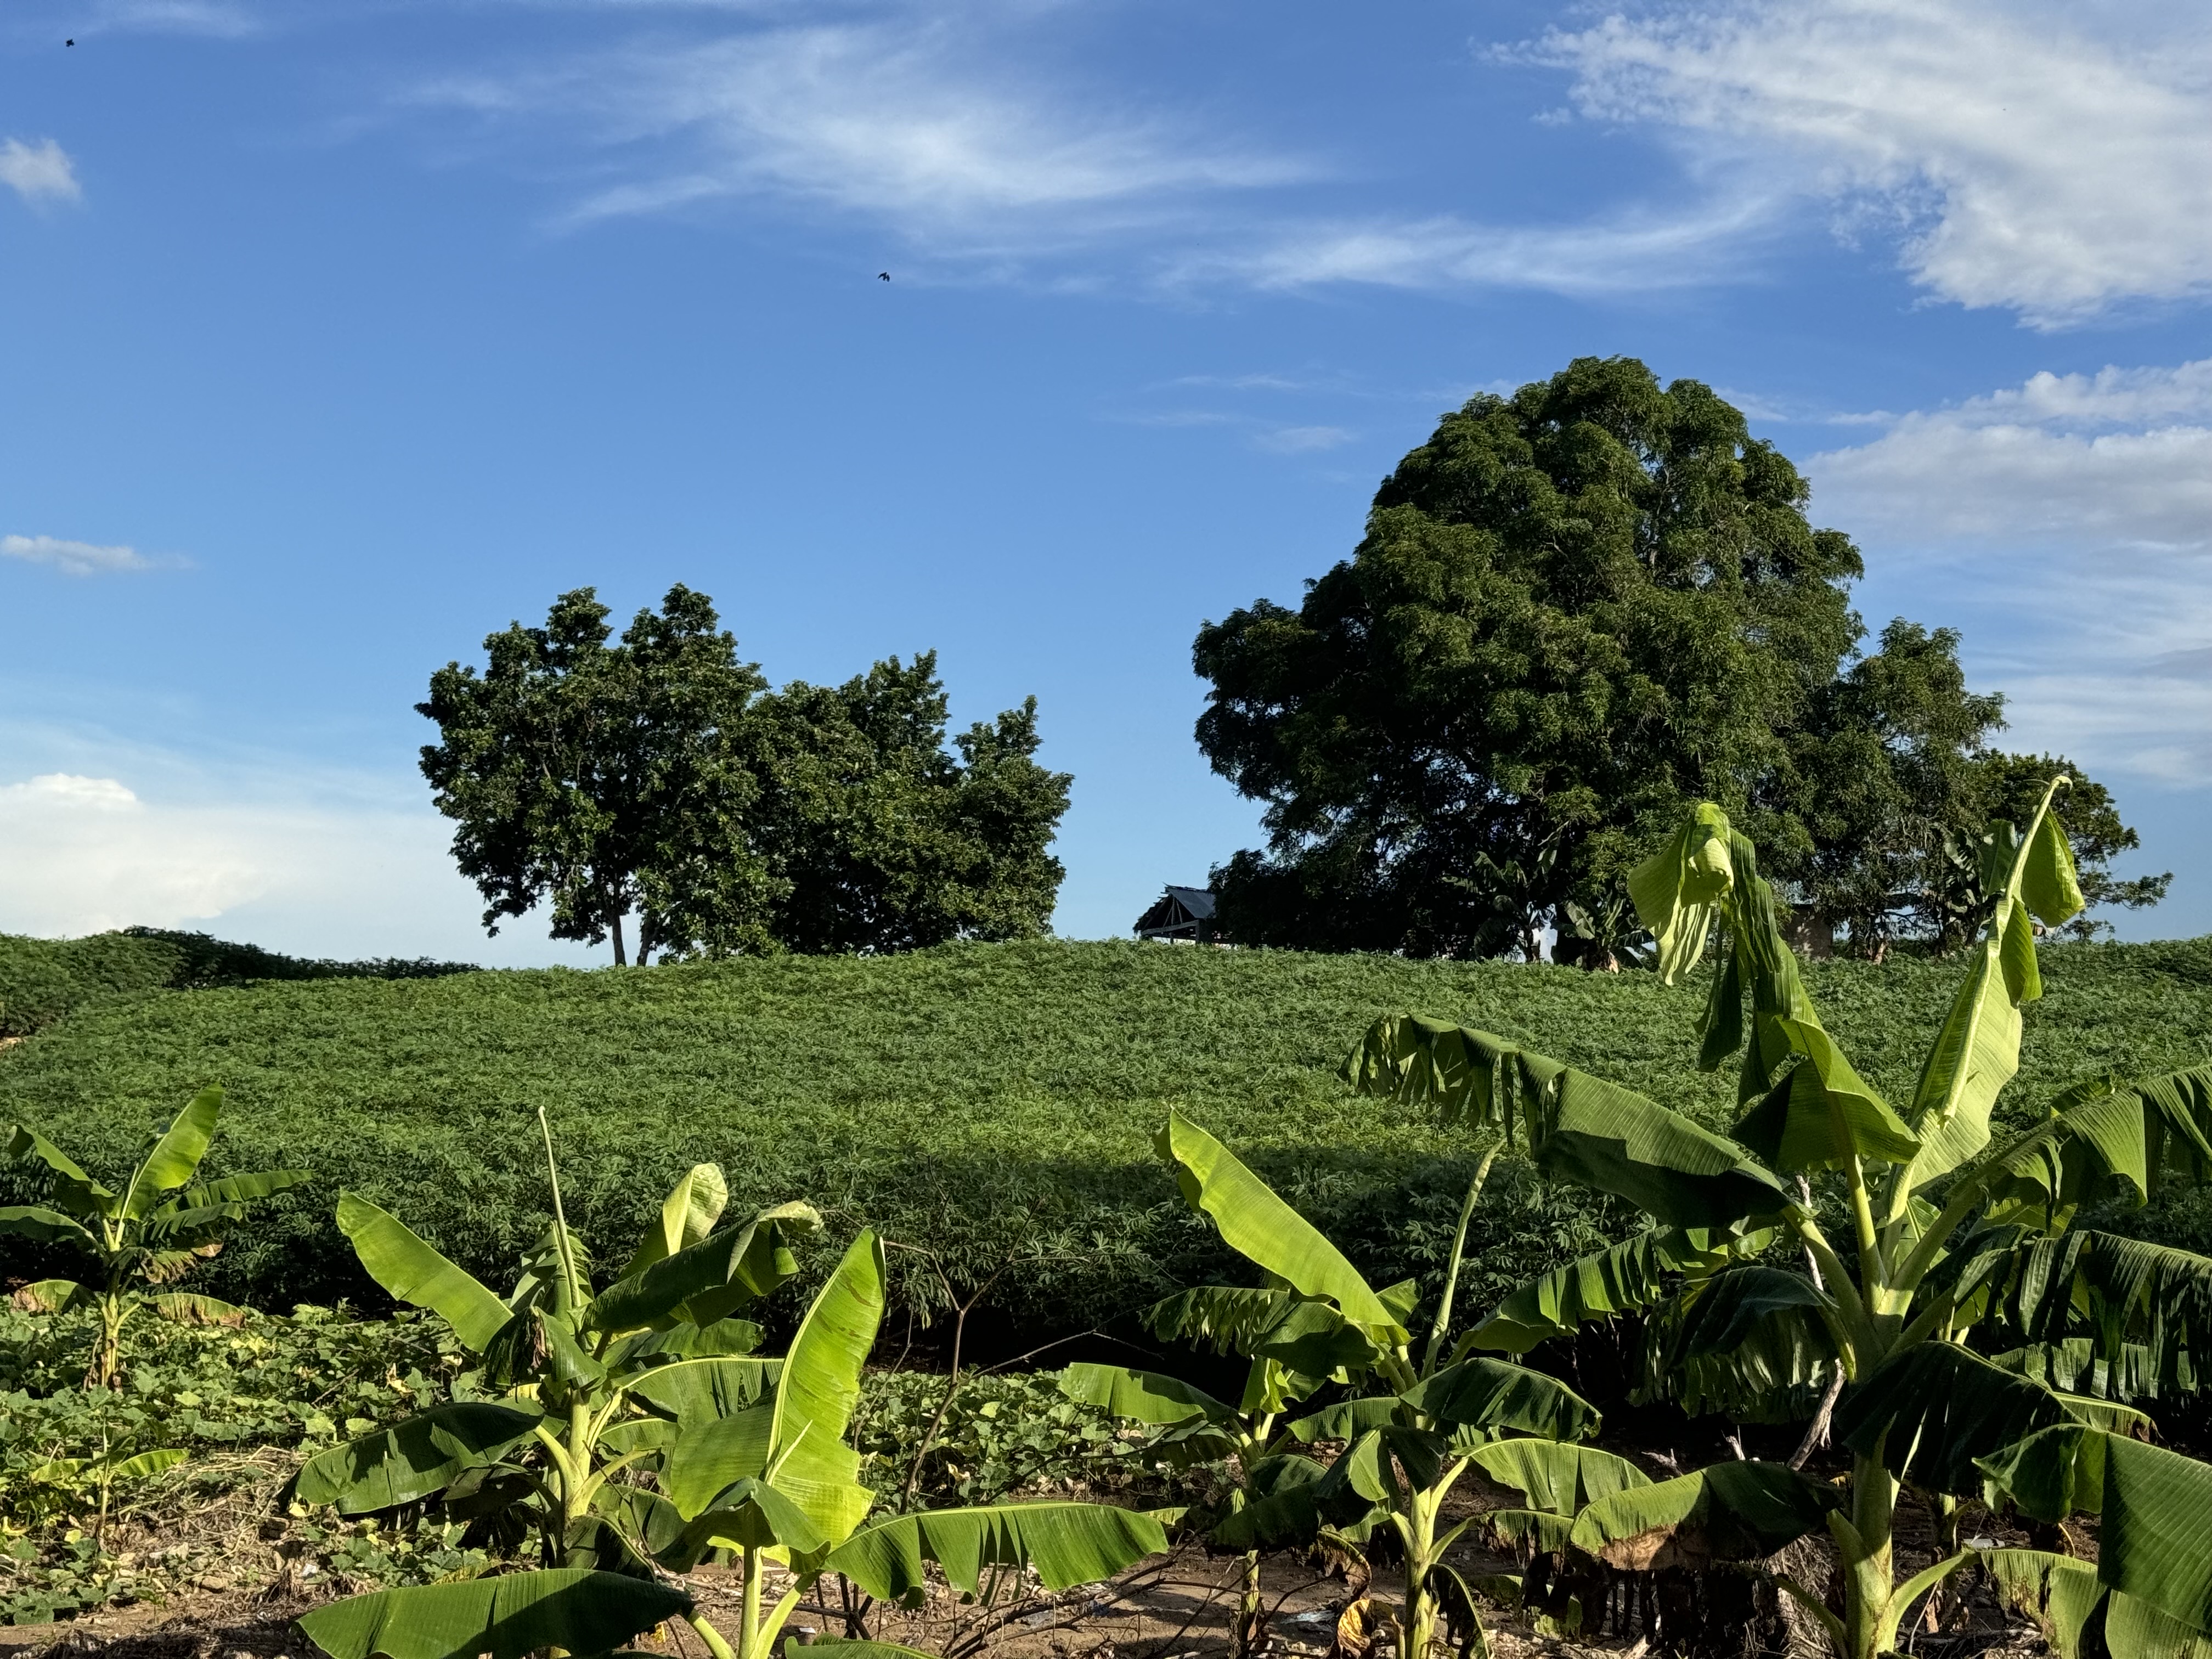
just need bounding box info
[8,932,2211,1338]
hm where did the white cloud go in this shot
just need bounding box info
[2,534,159,575]
[1539,0,2212,325]
[438,20,1305,241]
[1805,358,2212,783]
[1163,193,1780,297]
[0,139,81,206]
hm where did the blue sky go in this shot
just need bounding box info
[3,0,2208,964]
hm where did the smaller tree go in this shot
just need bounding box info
[1,1087,309,1386]
[418,585,771,965]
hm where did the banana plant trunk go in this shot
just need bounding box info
[89,1277,128,1390]
[1399,1481,1446,1659]
[1835,1452,1898,1659]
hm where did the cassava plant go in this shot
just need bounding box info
[1078,1114,1600,1659]
[1347,781,2212,1659]
[296,1114,1169,1659]
[1,1086,309,1386]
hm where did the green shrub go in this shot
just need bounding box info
[4,937,2208,1336]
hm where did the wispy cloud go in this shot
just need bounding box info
[1252,424,1355,454]
[1537,0,2212,326]
[2,534,162,575]
[0,139,81,206]
[1805,358,2212,782]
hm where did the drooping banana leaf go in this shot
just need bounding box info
[1626,802,1735,983]
[121,1086,225,1218]
[1311,1425,1448,1511]
[1980,1429,2212,1640]
[1156,1114,1402,1339]
[1285,1396,1404,1442]
[1399,1358,1600,1442]
[9,1278,88,1312]
[1255,1297,1386,1383]
[1981,1068,2212,1235]
[1836,1342,2069,1497]
[583,1201,820,1334]
[1637,1265,1840,1423]
[3,1122,114,1213]
[167,1169,314,1208]
[1899,782,2084,1194]
[623,1356,782,1420]
[1988,1339,2166,1403]
[336,1192,513,1353]
[1568,1460,1840,1570]
[293,1401,546,1514]
[765,1229,884,1544]
[1976,1230,2212,1402]
[1204,1454,1330,1549]
[1057,1364,1231,1425]
[827,1503,1167,1602]
[146,1292,249,1326]
[0,1205,96,1246]
[605,1317,765,1370]
[1146,1284,1297,1350]
[1342,1020,1791,1230]
[1982,1549,2108,1659]
[1468,1440,1650,1516]
[1470,1227,1741,1352]
[297,1567,689,1659]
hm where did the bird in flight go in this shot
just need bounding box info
[877,272,890,281]
[65,37,75,44]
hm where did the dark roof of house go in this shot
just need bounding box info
[1161,885,1216,919]
[1135,885,1218,934]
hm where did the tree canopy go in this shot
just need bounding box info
[1193,357,2159,958]
[419,587,1070,962]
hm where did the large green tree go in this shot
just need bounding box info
[420,590,1070,962]
[1193,357,2159,957]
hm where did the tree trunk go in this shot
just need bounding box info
[609,909,628,966]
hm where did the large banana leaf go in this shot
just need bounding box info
[1980,1429,2212,1640]
[827,1503,1168,1602]
[336,1193,512,1353]
[0,1205,96,1246]
[294,1401,545,1514]
[1147,1285,1297,1350]
[1399,1358,1599,1442]
[583,1200,820,1334]
[1156,1113,1402,1338]
[664,1404,775,1518]
[1836,1342,2068,1497]
[1058,1364,1231,1425]
[624,1356,781,1420]
[297,1567,689,1659]
[3,1122,113,1214]
[1568,1460,1839,1570]
[766,1229,884,1544]
[1469,1440,1649,1515]
[1899,784,2084,1192]
[1471,1227,1742,1352]
[606,1317,765,1371]
[121,1086,225,1218]
[661,1474,827,1565]
[10,1278,88,1312]
[1979,1068,2212,1243]
[1627,802,1735,983]
[1342,1020,1790,1229]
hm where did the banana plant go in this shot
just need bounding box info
[0,1086,309,1386]
[298,1120,1169,1659]
[1108,1113,1600,1659]
[1345,780,2212,1659]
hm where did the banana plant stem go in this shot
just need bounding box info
[1423,1144,1500,1378]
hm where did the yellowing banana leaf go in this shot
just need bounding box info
[1900,780,2084,1192]
[584,1200,820,1334]
[766,1229,884,1544]
[294,1401,545,1515]
[1568,1460,1838,1570]
[1627,803,1734,985]
[336,1192,512,1353]
[618,1163,731,1280]
[1156,1113,1402,1338]
[1836,1342,2068,1497]
[146,1293,249,1327]
[121,1086,225,1218]
[827,1503,1167,1602]
[808,1643,939,1659]
[297,1567,689,1659]
[9,1277,88,1313]
[1343,1020,1790,1229]
[1469,1440,1650,1516]
[624,1356,782,1420]
[1057,1363,1231,1425]
[1400,1359,1600,1442]
[104,1447,189,1481]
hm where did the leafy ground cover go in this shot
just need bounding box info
[7,936,2210,1337]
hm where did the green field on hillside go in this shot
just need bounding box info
[5,934,2211,1336]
